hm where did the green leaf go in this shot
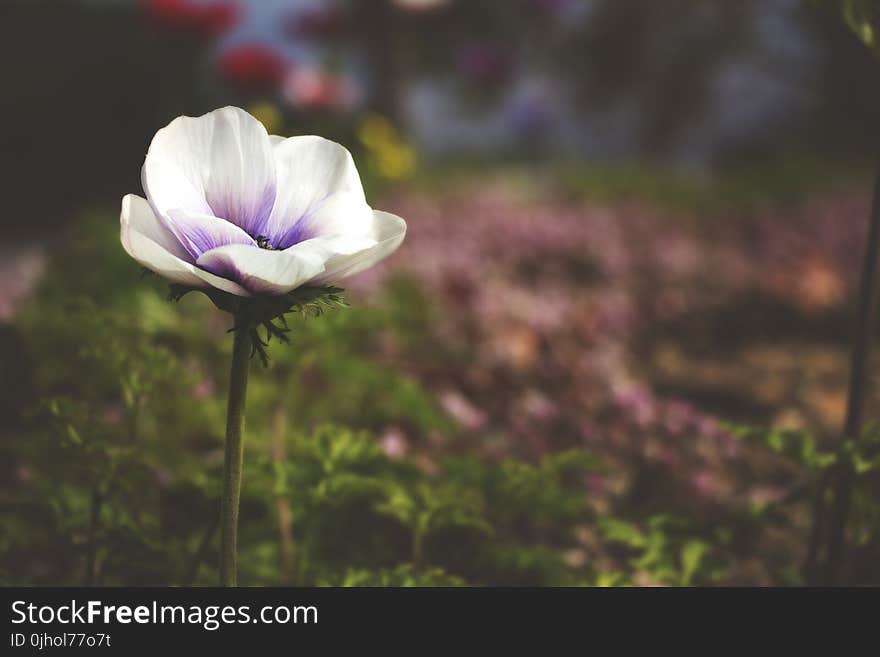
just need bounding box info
[680,540,709,586]
[600,518,647,549]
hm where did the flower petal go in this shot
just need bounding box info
[273,191,375,250]
[121,193,190,261]
[265,136,366,243]
[164,208,257,260]
[141,155,213,220]
[196,242,329,295]
[120,194,250,296]
[143,106,277,237]
[309,210,406,284]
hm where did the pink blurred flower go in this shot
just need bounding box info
[663,400,695,437]
[192,378,216,401]
[283,67,357,111]
[379,427,409,460]
[612,384,657,428]
[0,245,46,321]
[371,181,867,501]
[522,390,557,421]
[438,389,488,432]
[393,0,451,12]
[691,471,714,496]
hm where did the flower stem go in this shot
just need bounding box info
[220,319,251,587]
[823,155,880,584]
[805,147,880,585]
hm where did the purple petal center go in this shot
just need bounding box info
[269,194,334,250]
[206,182,277,240]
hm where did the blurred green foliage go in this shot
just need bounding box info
[0,212,604,586]
[2,209,880,586]
[730,422,880,583]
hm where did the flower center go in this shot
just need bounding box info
[255,235,277,250]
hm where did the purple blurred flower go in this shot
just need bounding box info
[285,4,352,41]
[454,42,514,85]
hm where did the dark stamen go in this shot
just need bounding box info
[255,235,276,250]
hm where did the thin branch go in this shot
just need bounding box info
[185,511,220,586]
[816,149,880,585]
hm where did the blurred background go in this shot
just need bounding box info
[2,0,880,586]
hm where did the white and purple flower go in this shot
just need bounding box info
[120,105,406,296]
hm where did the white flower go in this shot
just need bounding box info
[120,106,406,296]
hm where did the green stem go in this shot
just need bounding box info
[220,320,251,586]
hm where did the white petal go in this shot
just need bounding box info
[310,231,379,256]
[271,191,375,249]
[143,106,277,237]
[121,193,190,261]
[164,208,256,260]
[196,242,329,295]
[120,194,250,296]
[310,210,406,284]
[141,155,213,220]
[265,136,366,242]
[304,191,375,237]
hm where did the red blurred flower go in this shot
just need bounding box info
[143,0,239,40]
[219,45,288,94]
[283,67,356,111]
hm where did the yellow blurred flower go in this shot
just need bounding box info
[357,113,397,149]
[376,141,416,180]
[247,100,283,135]
[356,113,417,180]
